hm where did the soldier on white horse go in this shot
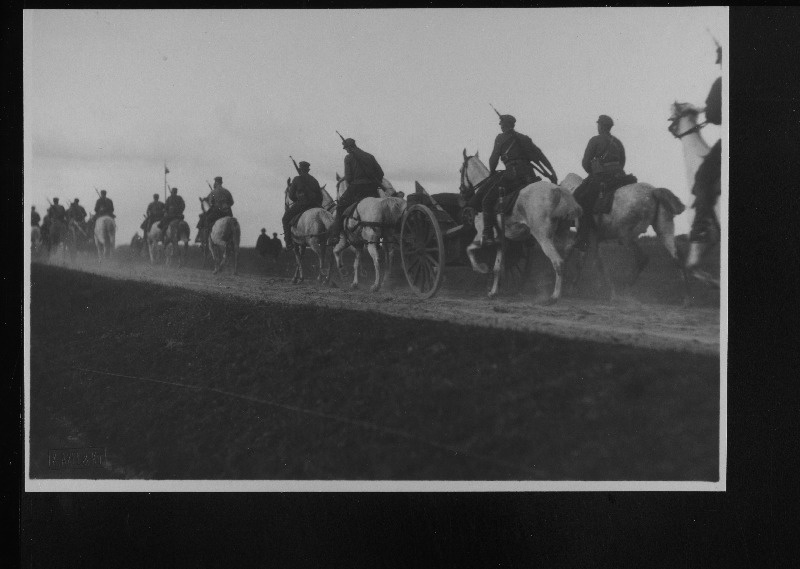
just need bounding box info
[466,112,558,247]
[677,43,722,288]
[202,176,239,274]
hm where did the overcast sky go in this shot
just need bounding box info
[24,8,727,246]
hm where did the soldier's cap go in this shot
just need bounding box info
[74,199,79,203]
[171,187,178,192]
[214,176,223,182]
[273,232,277,236]
[342,138,356,149]
[499,114,516,125]
[153,193,160,199]
[261,228,266,232]
[100,190,107,195]
[298,161,310,169]
[53,198,59,202]
[597,115,614,128]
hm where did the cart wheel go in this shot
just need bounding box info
[400,204,445,298]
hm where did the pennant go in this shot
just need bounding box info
[164,164,170,175]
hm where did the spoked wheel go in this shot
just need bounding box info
[400,204,445,299]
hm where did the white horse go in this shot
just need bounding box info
[31,226,42,258]
[164,219,191,268]
[93,215,116,262]
[668,101,721,287]
[146,223,166,265]
[332,174,407,292]
[284,179,335,285]
[560,172,688,301]
[208,216,240,275]
[460,152,582,303]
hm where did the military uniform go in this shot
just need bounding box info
[690,76,722,244]
[141,199,166,233]
[31,209,41,227]
[66,202,87,224]
[95,196,115,218]
[573,116,627,250]
[159,193,186,231]
[328,141,384,244]
[256,231,270,257]
[282,166,323,246]
[47,203,67,223]
[203,179,234,233]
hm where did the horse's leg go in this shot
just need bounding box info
[351,246,362,290]
[624,233,649,289]
[488,244,503,298]
[536,235,565,304]
[383,237,395,289]
[657,223,691,306]
[467,215,490,274]
[292,245,303,284]
[309,239,326,283]
[591,235,616,301]
[367,242,382,292]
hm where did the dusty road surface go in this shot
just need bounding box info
[49,252,720,356]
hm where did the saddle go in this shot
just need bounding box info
[594,174,638,214]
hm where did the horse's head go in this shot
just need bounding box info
[459,148,489,200]
[668,101,703,138]
[335,172,348,199]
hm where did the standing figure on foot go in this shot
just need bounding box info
[573,115,628,251]
[283,161,323,249]
[31,206,41,227]
[469,113,557,246]
[327,138,384,246]
[686,44,722,286]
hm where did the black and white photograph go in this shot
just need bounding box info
[24,7,727,490]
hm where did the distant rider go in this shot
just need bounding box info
[94,190,115,218]
[470,114,557,246]
[202,176,235,234]
[159,187,186,231]
[66,198,87,225]
[47,198,67,223]
[685,44,722,286]
[327,138,384,246]
[573,114,627,251]
[31,206,41,227]
[141,194,166,235]
[283,160,323,249]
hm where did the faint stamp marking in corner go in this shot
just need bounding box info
[48,447,106,471]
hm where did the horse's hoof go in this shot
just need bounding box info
[541,297,558,306]
[487,291,497,299]
[350,283,358,290]
[370,285,381,293]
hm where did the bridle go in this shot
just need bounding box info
[668,104,709,139]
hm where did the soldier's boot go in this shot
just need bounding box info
[481,210,496,247]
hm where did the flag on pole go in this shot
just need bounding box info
[165,164,169,175]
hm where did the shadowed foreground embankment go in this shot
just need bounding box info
[30,264,719,480]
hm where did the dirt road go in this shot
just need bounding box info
[46,254,720,355]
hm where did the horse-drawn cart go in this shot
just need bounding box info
[399,183,534,299]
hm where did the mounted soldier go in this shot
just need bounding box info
[469,111,558,246]
[31,206,41,227]
[47,198,67,223]
[283,160,323,249]
[159,186,186,231]
[327,137,385,246]
[94,190,115,218]
[141,194,166,234]
[573,114,633,251]
[201,176,234,232]
[66,199,87,225]
[685,42,722,285]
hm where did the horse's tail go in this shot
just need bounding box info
[230,218,241,249]
[651,188,686,216]
[551,187,583,221]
